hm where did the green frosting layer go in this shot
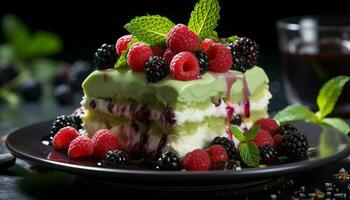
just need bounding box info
[82,66,269,105]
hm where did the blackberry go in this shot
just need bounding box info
[53,84,73,105]
[0,63,18,87]
[156,151,181,171]
[103,150,130,166]
[93,43,117,70]
[18,78,42,102]
[144,56,169,83]
[259,145,278,164]
[227,37,259,72]
[50,115,78,136]
[274,123,298,136]
[68,60,93,91]
[230,115,242,126]
[224,160,241,170]
[211,137,237,159]
[71,111,84,130]
[280,132,309,161]
[193,50,209,75]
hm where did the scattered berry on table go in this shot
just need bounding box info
[93,43,117,70]
[54,84,73,105]
[274,123,298,136]
[68,136,94,158]
[183,149,211,171]
[211,136,237,160]
[207,144,228,169]
[280,131,309,161]
[254,118,279,135]
[53,65,70,87]
[92,129,119,158]
[151,45,165,57]
[144,56,169,83]
[0,63,18,87]
[103,150,130,166]
[163,49,175,63]
[68,60,93,91]
[251,129,274,147]
[170,51,199,81]
[224,160,241,170]
[166,24,199,53]
[127,43,153,72]
[228,37,259,72]
[52,126,80,151]
[205,43,233,73]
[259,145,278,164]
[50,115,78,136]
[193,50,209,75]
[156,151,181,171]
[230,115,242,126]
[17,78,42,102]
[116,34,133,56]
[200,38,215,51]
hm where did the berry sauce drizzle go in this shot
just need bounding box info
[102,68,115,82]
[156,134,168,158]
[224,72,237,97]
[242,76,251,118]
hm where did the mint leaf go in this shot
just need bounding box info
[317,76,350,118]
[239,142,260,167]
[188,0,220,39]
[245,125,260,141]
[21,31,62,58]
[231,125,246,142]
[323,118,350,134]
[2,15,30,55]
[115,50,128,68]
[124,15,174,45]
[208,31,218,41]
[274,104,316,123]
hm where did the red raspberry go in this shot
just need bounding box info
[92,129,119,158]
[254,118,279,135]
[273,134,283,148]
[163,49,175,63]
[116,34,132,56]
[170,52,200,81]
[251,129,274,147]
[52,126,80,151]
[68,136,94,158]
[166,24,199,53]
[151,45,165,57]
[200,38,215,51]
[183,149,211,171]
[127,43,153,72]
[205,43,232,73]
[207,145,228,169]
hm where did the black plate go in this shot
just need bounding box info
[5,121,350,188]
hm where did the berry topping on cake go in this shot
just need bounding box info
[93,43,117,70]
[200,38,215,51]
[52,126,80,151]
[92,129,119,158]
[230,115,242,126]
[144,56,169,83]
[170,51,200,81]
[259,145,278,164]
[210,137,237,160]
[103,150,130,166]
[193,50,209,75]
[205,43,232,73]
[116,34,133,56]
[280,131,309,161]
[251,129,274,147]
[254,118,279,135]
[228,37,259,72]
[156,151,181,171]
[163,49,175,63]
[166,24,199,53]
[183,149,211,171]
[68,136,94,158]
[207,144,228,169]
[127,43,153,72]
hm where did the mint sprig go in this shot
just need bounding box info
[231,125,260,167]
[115,37,139,68]
[124,15,174,46]
[188,0,220,39]
[274,76,350,134]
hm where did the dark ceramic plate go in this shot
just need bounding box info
[5,121,350,190]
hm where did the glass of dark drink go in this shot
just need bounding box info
[277,16,350,117]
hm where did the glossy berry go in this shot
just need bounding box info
[68,136,94,158]
[151,45,165,57]
[71,108,84,130]
[228,37,259,72]
[68,60,93,91]
[193,50,209,75]
[183,149,211,171]
[0,63,18,87]
[251,129,274,147]
[259,145,278,164]
[170,52,200,81]
[230,115,242,126]
[254,118,279,135]
[224,160,241,170]
[50,115,78,136]
[144,56,169,83]
[116,35,133,56]
[156,151,181,171]
[211,137,237,160]
[280,132,309,161]
[163,49,175,63]
[52,126,80,151]
[127,43,153,72]
[92,129,119,158]
[200,38,215,51]
[274,123,298,136]
[93,43,117,70]
[207,144,228,169]
[103,150,130,166]
[18,78,42,102]
[54,84,73,105]
[205,43,232,73]
[166,24,199,53]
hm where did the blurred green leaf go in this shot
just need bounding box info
[22,31,63,58]
[323,117,350,134]
[0,88,21,106]
[30,59,61,83]
[0,44,14,62]
[2,15,30,54]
